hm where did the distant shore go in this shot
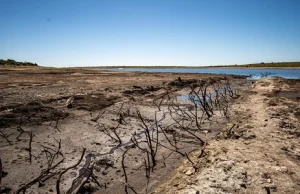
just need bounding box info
[84,62,300,69]
[96,66,300,69]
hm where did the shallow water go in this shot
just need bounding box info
[107,68,300,79]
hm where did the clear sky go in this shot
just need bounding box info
[1,0,300,67]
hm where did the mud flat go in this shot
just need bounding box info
[0,67,299,194]
[156,77,300,194]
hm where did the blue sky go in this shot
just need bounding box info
[1,0,300,67]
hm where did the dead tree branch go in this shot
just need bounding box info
[91,110,106,122]
[40,138,63,168]
[56,148,86,194]
[133,110,159,168]
[0,130,12,145]
[121,146,138,194]
[153,89,171,111]
[16,157,64,193]
[26,131,34,164]
[97,123,122,146]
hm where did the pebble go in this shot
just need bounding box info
[275,166,288,173]
[185,170,194,176]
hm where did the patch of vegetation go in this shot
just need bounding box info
[0,59,38,66]
[236,62,300,68]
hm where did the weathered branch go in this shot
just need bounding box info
[97,123,122,146]
[56,147,86,194]
[16,157,64,193]
[0,130,12,145]
[27,132,34,164]
[121,146,138,194]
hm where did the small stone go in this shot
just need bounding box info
[244,124,254,129]
[281,166,288,172]
[185,170,194,176]
[66,96,75,108]
[178,183,186,190]
[102,170,108,175]
[242,131,256,140]
[240,183,247,189]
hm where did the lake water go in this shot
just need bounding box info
[108,68,300,79]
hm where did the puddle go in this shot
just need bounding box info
[177,95,190,101]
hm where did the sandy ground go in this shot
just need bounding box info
[0,67,299,194]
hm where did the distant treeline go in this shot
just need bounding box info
[0,59,38,66]
[234,62,300,68]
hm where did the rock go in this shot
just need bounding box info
[177,183,187,190]
[102,170,108,175]
[185,170,194,176]
[280,166,288,173]
[275,166,288,173]
[267,99,277,106]
[244,124,254,129]
[240,183,247,189]
[264,185,277,192]
[66,96,75,108]
[216,160,235,172]
[242,131,256,140]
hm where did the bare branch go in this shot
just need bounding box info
[121,146,138,194]
[0,130,12,145]
[56,147,86,194]
[16,157,64,193]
